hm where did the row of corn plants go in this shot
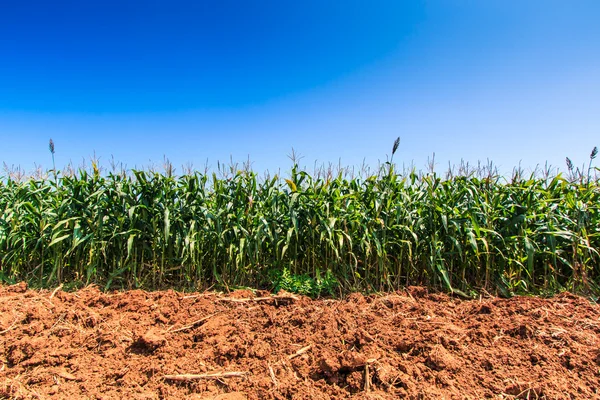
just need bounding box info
[0,159,599,297]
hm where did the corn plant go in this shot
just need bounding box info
[0,152,598,298]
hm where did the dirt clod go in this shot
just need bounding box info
[130,328,167,354]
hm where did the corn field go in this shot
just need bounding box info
[0,161,599,297]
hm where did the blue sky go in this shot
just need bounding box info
[1,1,599,176]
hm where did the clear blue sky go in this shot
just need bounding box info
[1,1,599,176]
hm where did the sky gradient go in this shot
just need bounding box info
[1,1,599,176]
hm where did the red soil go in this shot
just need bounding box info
[1,283,599,399]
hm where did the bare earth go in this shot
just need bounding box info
[1,283,599,399]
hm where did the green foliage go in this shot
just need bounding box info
[270,268,338,297]
[0,160,598,298]
[0,270,16,285]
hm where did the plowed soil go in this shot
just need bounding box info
[1,283,599,400]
